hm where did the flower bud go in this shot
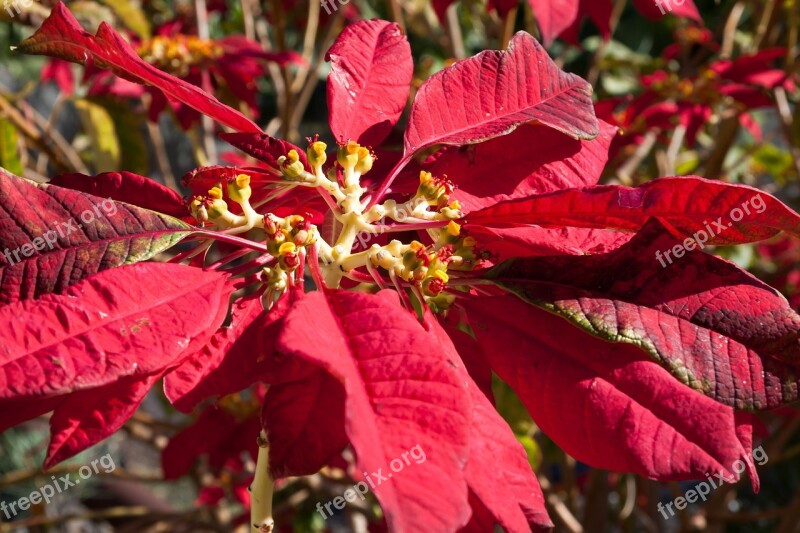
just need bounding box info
[308,141,327,167]
[337,140,360,169]
[227,173,252,203]
[355,146,375,174]
[279,150,305,180]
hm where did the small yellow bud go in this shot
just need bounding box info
[235,174,251,188]
[355,146,375,174]
[446,221,461,237]
[337,140,361,168]
[207,198,228,218]
[278,242,297,255]
[228,174,252,203]
[208,187,223,199]
[308,141,327,167]
[432,269,449,283]
[419,171,432,184]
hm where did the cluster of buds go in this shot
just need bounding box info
[260,214,319,309]
[263,214,316,271]
[189,173,255,231]
[417,171,454,210]
[277,150,307,181]
[337,140,375,176]
[433,221,480,270]
[138,35,222,75]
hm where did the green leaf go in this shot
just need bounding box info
[0,119,23,176]
[98,0,151,39]
[74,98,120,172]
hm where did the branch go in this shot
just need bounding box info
[250,430,275,533]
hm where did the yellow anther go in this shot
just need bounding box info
[279,242,297,255]
[344,141,359,155]
[287,150,300,163]
[208,186,223,199]
[236,174,251,188]
[409,240,425,251]
[432,269,449,283]
[448,200,461,210]
[419,171,432,184]
[308,141,327,167]
[355,146,375,174]
[337,140,361,168]
[446,221,461,237]
[462,236,477,248]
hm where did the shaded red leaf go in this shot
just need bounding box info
[0,169,190,306]
[466,225,631,261]
[489,220,800,410]
[161,407,240,479]
[165,290,315,413]
[218,133,308,172]
[463,295,758,487]
[429,317,552,532]
[276,290,471,531]
[46,373,161,468]
[0,263,231,400]
[50,171,187,218]
[468,176,800,245]
[262,369,348,477]
[326,20,412,147]
[15,2,261,133]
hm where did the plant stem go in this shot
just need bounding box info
[251,430,275,533]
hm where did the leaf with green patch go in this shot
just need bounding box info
[0,168,191,305]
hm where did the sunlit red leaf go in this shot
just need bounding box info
[429,317,552,532]
[405,31,597,155]
[0,263,231,400]
[326,20,412,147]
[468,176,800,245]
[276,290,472,531]
[15,2,261,133]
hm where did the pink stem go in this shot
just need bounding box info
[193,229,270,253]
[364,155,410,211]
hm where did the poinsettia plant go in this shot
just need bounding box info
[3,2,800,532]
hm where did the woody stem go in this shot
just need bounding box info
[250,431,275,533]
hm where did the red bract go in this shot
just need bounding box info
[5,4,800,531]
